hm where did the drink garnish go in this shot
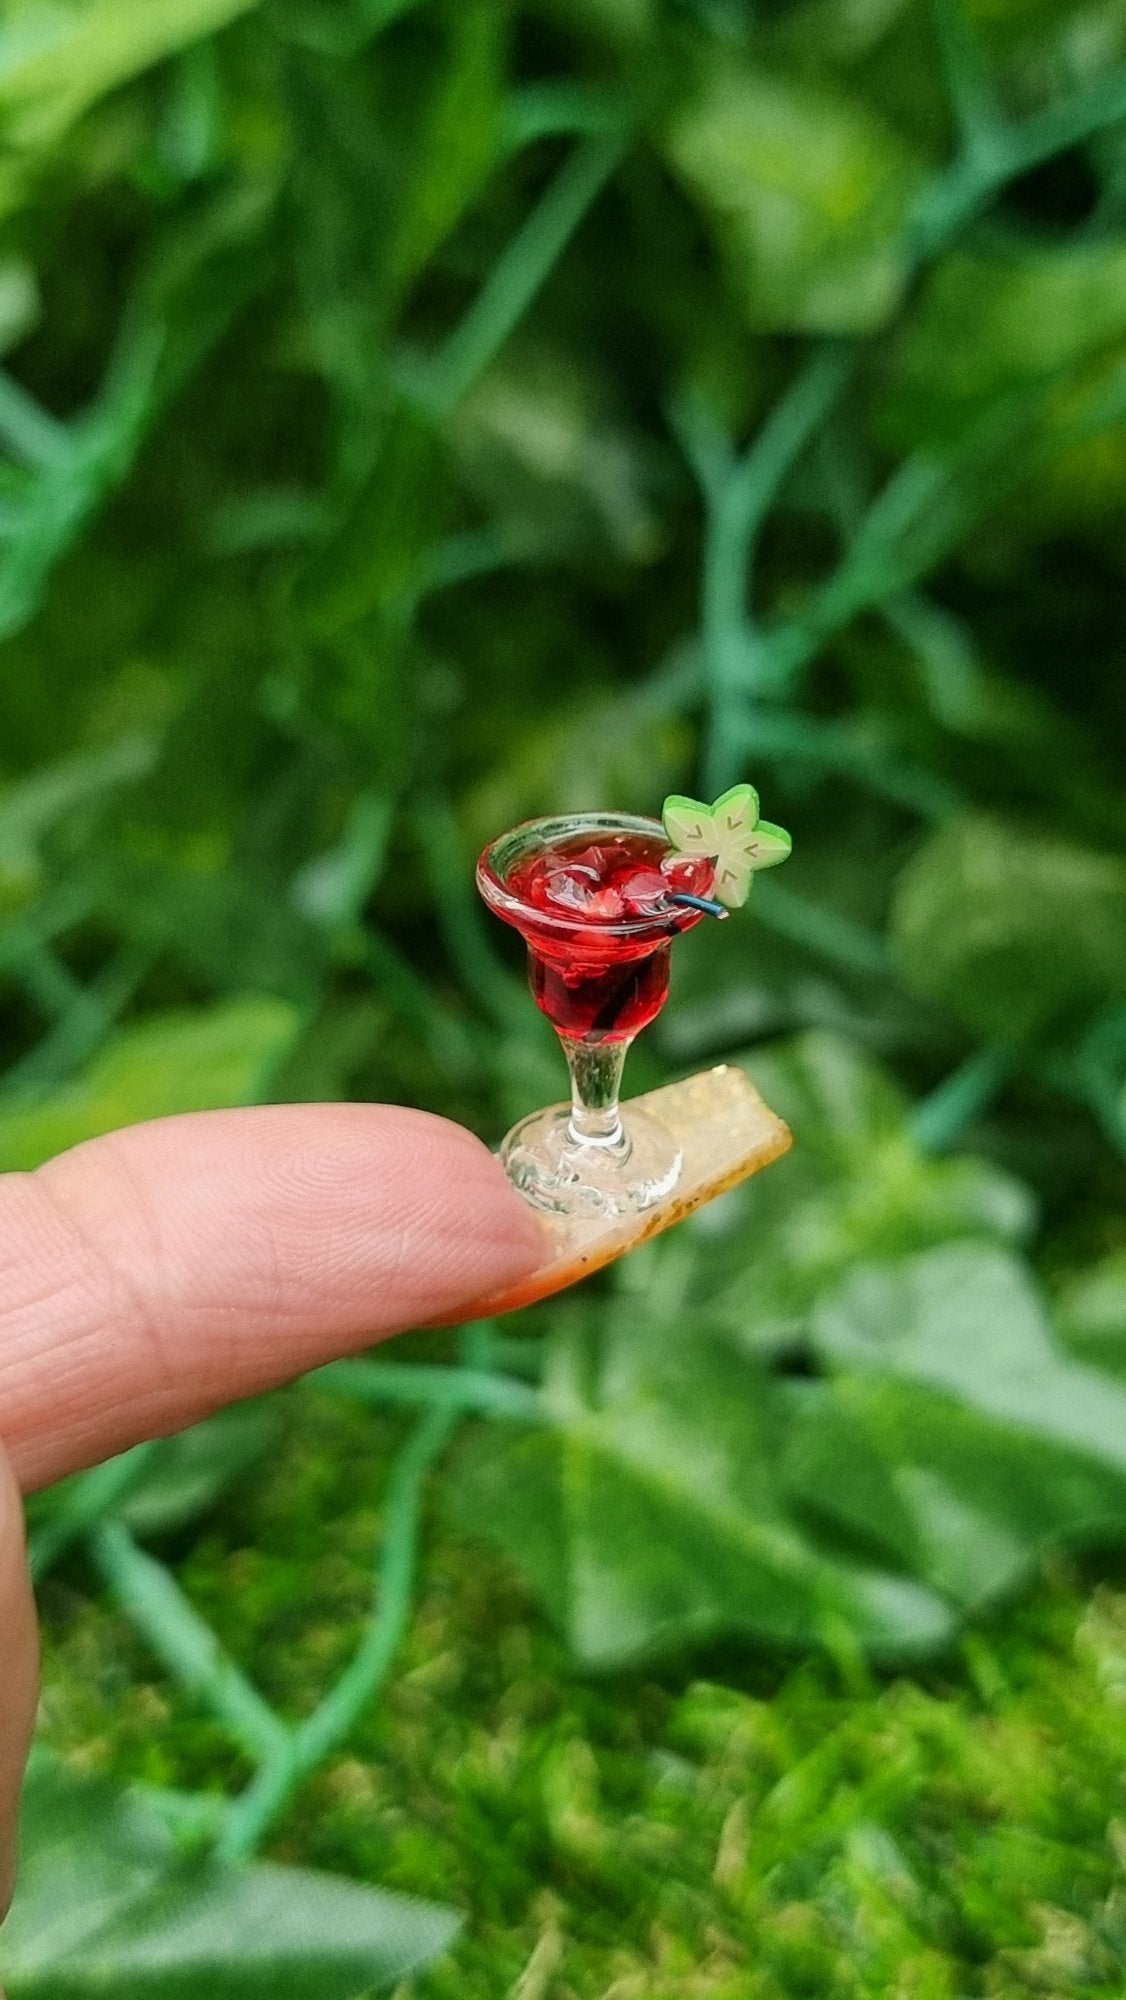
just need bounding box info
[661,784,792,909]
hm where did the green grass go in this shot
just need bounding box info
[37,1375,1126,1999]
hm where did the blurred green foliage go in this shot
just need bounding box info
[3,1752,458,2000]
[3,0,1126,1989]
[33,1387,1126,1999]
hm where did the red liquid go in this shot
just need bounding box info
[528,946,672,1042]
[503,832,714,1044]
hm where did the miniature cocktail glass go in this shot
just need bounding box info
[477,812,708,1218]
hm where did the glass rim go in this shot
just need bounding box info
[476,811,688,941]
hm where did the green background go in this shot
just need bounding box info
[4,0,1126,1993]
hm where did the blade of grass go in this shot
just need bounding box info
[312,1358,543,1420]
[91,1520,294,1768]
[0,372,70,469]
[3,942,153,1101]
[673,347,854,795]
[911,1044,1015,1153]
[423,127,628,417]
[217,1403,458,1859]
[28,1443,160,1583]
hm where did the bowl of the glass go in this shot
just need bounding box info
[476,813,709,1043]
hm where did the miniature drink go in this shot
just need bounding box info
[478,791,791,1219]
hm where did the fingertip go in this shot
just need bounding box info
[4,1102,552,1487]
[423,1116,548,1264]
[353,1108,549,1320]
[235,1102,549,1295]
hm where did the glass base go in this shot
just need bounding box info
[499,1102,683,1220]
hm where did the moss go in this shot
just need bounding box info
[38,1385,1126,1998]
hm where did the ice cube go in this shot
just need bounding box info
[541,864,620,918]
[620,867,672,915]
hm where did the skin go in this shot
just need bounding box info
[0,1103,546,1920]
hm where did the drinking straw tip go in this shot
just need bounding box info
[668,892,729,920]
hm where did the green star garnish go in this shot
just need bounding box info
[662,783,792,909]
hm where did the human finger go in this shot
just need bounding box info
[0,1103,545,1492]
[0,1437,37,1916]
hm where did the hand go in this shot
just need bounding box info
[0,1103,545,1913]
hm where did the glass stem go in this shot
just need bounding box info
[561,1037,630,1152]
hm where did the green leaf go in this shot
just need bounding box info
[699,1034,1034,1357]
[1055,1251,1126,1378]
[446,1215,1126,1666]
[891,815,1126,1041]
[664,63,922,334]
[786,1374,1126,1611]
[453,1308,955,1668]
[267,0,422,57]
[812,1242,1126,1476]
[0,1756,460,1997]
[784,1242,1126,1609]
[387,1,503,302]
[451,345,662,565]
[0,0,262,160]
[0,256,38,351]
[295,404,449,634]
[880,241,1126,449]
[0,997,299,1169]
